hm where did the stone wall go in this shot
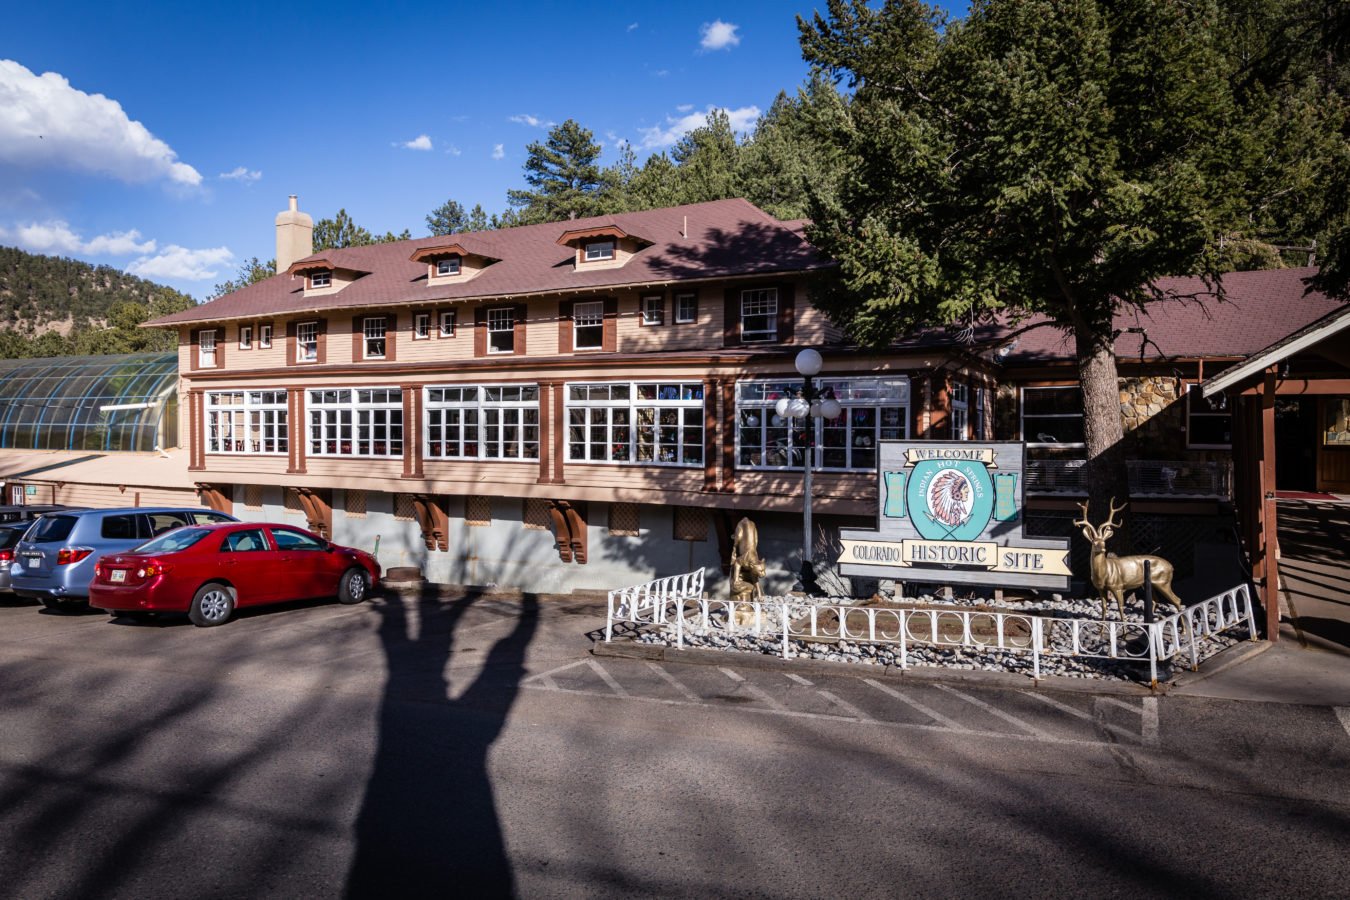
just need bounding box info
[1120,375,1187,457]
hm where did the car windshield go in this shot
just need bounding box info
[132,527,211,555]
[25,515,77,543]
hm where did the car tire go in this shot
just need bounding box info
[337,568,369,605]
[189,583,235,627]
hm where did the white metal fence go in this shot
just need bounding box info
[605,572,1257,686]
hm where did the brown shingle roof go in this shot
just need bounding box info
[997,267,1341,363]
[149,198,830,327]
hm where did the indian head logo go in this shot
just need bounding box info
[928,469,973,528]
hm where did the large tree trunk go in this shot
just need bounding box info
[1074,323,1130,547]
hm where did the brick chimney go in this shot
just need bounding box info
[275,195,313,274]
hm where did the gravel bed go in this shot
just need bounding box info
[632,593,1249,682]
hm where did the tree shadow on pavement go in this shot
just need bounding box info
[344,588,539,899]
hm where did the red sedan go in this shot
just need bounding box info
[89,522,381,626]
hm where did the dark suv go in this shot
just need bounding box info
[11,507,237,609]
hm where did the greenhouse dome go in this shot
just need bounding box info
[0,352,178,452]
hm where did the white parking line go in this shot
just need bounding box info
[1336,708,1350,740]
[1141,697,1159,747]
[864,678,970,731]
[1024,691,1149,746]
[720,667,786,710]
[587,659,629,698]
[936,684,1051,738]
[785,673,814,686]
[817,690,875,721]
[646,662,700,702]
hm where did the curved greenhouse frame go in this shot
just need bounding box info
[0,353,178,452]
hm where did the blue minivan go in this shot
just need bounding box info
[11,507,237,610]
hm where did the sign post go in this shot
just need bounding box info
[838,441,1070,592]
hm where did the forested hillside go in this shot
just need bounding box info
[0,246,195,358]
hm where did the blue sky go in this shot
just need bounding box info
[0,1,964,297]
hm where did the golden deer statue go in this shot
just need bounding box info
[729,517,766,625]
[1073,499,1184,620]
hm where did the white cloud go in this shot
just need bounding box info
[627,22,639,32]
[637,105,762,149]
[508,114,553,128]
[219,166,261,183]
[676,103,693,113]
[445,144,462,157]
[400,134,433,151]
[699,20,740,51]
[0,59,201,186]
[492,144,504,160]
[652,69,670,78]
[126,245,231,280]
[0,219,155,256]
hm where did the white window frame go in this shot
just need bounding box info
[205,391,288,455]
[584,240,615,261]
[198,329,218,368]
[736,377,910,471]
[308,388,403,458]
[565,382,706,467]
[436,256,461,277]
[675,292,697,324]
[309,270,332,289]
[950,382,969,441]
[439,310,456,337]
[740,288,778,343]
[641,295,664,326]
[258,323,273,349]
[1186,384,1232,450]
[297,321,318,363]
[413,312,431,341]
[1021,386,1085,448]
[363,316,388,359]
[573,300,604,351]
[423,385,540,462]
[239,324,253,350]
[487,307,515,354]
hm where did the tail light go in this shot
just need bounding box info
[137,561,167,578]
[0,549,12,564]
[56,547,94,565]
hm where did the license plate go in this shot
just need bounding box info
[24,555,40,569]
[110,570,126,583]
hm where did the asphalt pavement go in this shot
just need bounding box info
[0,589,1346,899]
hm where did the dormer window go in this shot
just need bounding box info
[584,241,615,262]
[309,270,332,289]
[436,256,461,277]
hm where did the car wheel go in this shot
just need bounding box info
[337,568,369,605]
[189,583,235,627]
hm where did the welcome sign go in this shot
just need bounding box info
[838,441,1071,590]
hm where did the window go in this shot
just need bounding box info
[439,310,456,337]
[271,527,326,551]
[950,382,969,440]
[675,292,698,324]
[101,514,147,541]
[641,295,664,326]
[259,323,273,349]
[346,489,367,517]
[363,316,388,359]
[424,385,540,461]
[740,288,778,342]
[673,506,709,542]
[146,512,191,535]
[308,388,404,458]
[244,484,264,509]
[609,503,640,536]
[393,493,417,521]
[487,307,515,354]
[523,498,551,530]
[198,329,218,368]
[566,382,705,466]
[573,301,604,350]
[222,528,269,553]
[737,377,909,471]
[1188,385,1232,449]
[436,256,461,276]
[136,527,209,554]
[239,325,253,349]
[973,386,988,441]
[1022,386,1085,447]
[297,321,319,362]
[413,312,431,340]
[205,390,289,454]
[309,270,332,289]
[584,240,615,261]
